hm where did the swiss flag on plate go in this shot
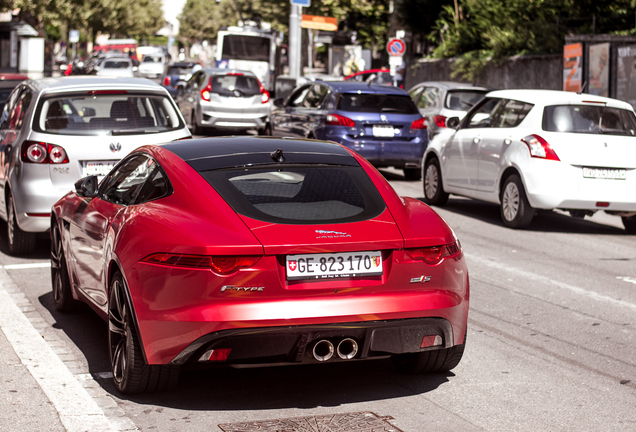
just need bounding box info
[288,260,297,271]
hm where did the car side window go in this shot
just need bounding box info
[0,86,22,129]
[133,165,172,204]
[490,99,534,128]
[409,87,424,105]
[417,87,439,109]
[9,88,33,132]
[100,154,156,206]
[287,85,311,107]
[187,72,201,91]
[302,84,328,108]
[463,98,504,128]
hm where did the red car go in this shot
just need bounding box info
[51,137,469,393]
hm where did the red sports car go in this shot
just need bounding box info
[51,137,469,393]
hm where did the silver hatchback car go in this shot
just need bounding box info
[0,76,190,255]
[177,68,271,135]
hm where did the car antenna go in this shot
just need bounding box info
[270,148,286,163]
[577,81,588,95]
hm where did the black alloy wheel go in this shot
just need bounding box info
[51,224,78,312]
[108,271,179,394]
[423,157,449,206]
[6,193,36,255]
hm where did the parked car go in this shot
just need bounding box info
[270,81,428,180]
[421,89,636,232]
[51,136,469,393]
[0,74,28,111]
[0,76,190,255]
[408,81,490,139]
[161,61,196,98]
[176,68,270,135]
[345,68,394,86]
[95,58,135,78]
[138,53,165,79]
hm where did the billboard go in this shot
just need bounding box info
[616,45,636,109]
[563,43,582,92]
[588,43,610,96]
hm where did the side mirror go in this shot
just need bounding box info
[273,98,285,108]
[74,176,99,198]
[446,116,460,129]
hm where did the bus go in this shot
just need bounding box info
[215,26,282,92]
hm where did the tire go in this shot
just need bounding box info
[191,112,204,136]
[109,271,179,394]
[6,193,36,255]
[500,174,535,229]
[391,344,465,374]
[258,123,272,136]
[622,215,636,234]
[51,224,79,312]
[423,157,449,206]
[403,168,422,181]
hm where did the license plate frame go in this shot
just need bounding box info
[582,167,626,180]
[83,160,117,177]
[372,125,395,138]
[286,251,383,280]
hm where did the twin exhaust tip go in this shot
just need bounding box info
[312,338,359,362]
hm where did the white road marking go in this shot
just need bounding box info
[617,276,636,285]
[466,253,636,312]
[0,284,119,432]
[2,262,51,269]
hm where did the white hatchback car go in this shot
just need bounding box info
[0,76,190,255]
[422,89,636,232]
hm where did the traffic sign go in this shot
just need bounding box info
[387,38,406,56]
[69,30,79,43]
[291,0,310,6]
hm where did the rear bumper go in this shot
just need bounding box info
[169,317,457,366]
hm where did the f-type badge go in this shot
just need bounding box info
[316,230,351,238]
[221,285,264,292]
[410,276,432,284]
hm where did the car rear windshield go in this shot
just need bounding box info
[103,60,131,69]
[221,35,270,62]
[166,66,193,76]
[337,94,419,114]
[33,92,185,136]
[542,105,636,136]
[210,74,261,97]
[445,90,488,111]
[201,166,386,224]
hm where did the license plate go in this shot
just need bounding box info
[582,167,626,180]
[372,125,396,137]
[286,251,383,280]
[83,161,116,177]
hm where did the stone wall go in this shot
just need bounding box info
[405,54,563,91]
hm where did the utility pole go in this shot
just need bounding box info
[289,0,309,78]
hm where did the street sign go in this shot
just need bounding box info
[291,0,310,6]
[386,38,406,56]
[69,30,79,43]
[301,15,337,31]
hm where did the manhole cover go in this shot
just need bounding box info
[218,411,403,432]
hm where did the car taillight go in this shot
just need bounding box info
[325,113,355,127]
[405,240,461,265]
[201,77,212,101]
[141,253,261,275]
[521,134,560,161]
[21,141,69,164]
[433,115,446,128]
[411,118,427,130]
[258,80,270,104]
[163,76,171,86]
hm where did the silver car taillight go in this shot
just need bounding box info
[21,141,69,164]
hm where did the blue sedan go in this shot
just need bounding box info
[270,81,428,180]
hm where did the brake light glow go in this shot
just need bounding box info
[21,141,69,164]
[433,115,446,128]
[201,77,213,101]
[405,240,461,265]
[163,76,171,86]
[325,113,355,127]
[411,118,427,130]
[521,134,560,161]
[258,80,270,104]
[142,253,261,275]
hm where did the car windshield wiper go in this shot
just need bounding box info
[598,127,630,136]
[380,107,402,113]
